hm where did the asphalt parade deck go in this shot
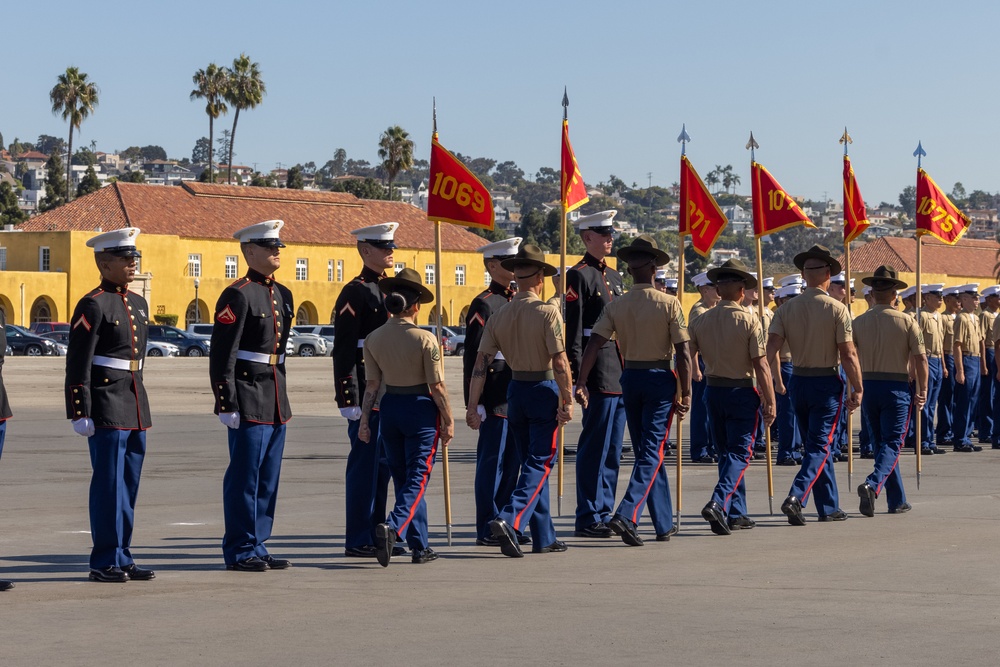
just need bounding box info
[0,357,997,665]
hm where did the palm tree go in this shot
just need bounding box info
[377,125,414,199]
[705,167,721,195]
[224,54,266,184]
[190,63,229,183]
[729,171,741,195]
[49,67,99,201]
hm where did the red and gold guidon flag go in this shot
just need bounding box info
[561,119,589,212]
[915,168,969,245]
[427,134,494,230]
[751,161,815,237]
[679,155,728,256]
[843,155,870,243]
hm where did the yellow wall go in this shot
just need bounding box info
[0,271,69,326]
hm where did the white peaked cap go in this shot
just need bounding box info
[350,222,399,247]
[478,237,522,258]
[692,271,713,288]
[233,219,285,247]
[575,210,617,231]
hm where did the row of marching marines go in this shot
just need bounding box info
[0,211,986,589]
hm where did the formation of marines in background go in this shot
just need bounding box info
[1,207,996,589]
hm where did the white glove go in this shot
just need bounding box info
[476,405,488,422]
[340,407,362,421]
[72,418,95,437]
[219,412,240,429]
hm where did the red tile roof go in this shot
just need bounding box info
[21,182,484,251]
[844,236,1000,277]
[16,151,49,161]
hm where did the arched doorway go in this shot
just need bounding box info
[0,294,12,324]
[185,299,209,328]
[296,301,318,325]
[459,306,470,328]
[30,295,56,325]
[426,306,449,327]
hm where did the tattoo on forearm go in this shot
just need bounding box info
[360,389,377,419]
[471,353,490,379]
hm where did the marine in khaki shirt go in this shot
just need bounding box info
[853,305,926,379]
[689,302,766,383]
[768,287,855,370]
[363,319,445,390]
[590,284,689,362]
[479,292,565,373]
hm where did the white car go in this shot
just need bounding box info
[146,340,180,357]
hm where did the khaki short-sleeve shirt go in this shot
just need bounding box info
[953,311,983,354]
[591,284,689,361]
[941,312,956,352]
[915,311,943,356]
[852,305,925,375]
[479,292,564,372]
[769,287,853,368]
[980,310,998,346]
[364,319,444,387]
[688,301,765,380]
[689,299,712,324]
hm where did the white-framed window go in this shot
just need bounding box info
[455,265,466,286]
[225,255,238,279]
[134,256,142,273]
[327,260,334,282]
[188,253,201,278]
[425,263,435,285]
[336,259,344,282]
[484,270,491,287]
[394,262,406,273]
[296,258,308,281]
[39,246,50,271]
[0,247,7,271]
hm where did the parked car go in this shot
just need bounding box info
[146,340,180,357]
[41,331,70,345]
[31,322,70,335]
[186,323,215,338]
[292,324,335,347]
[147,325,211,357]
[4,324,60,356]
[287,332,328,357]
[417,325,464,356]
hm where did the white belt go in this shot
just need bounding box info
[236,350,285,365]
[495,351,505,361]
[357,339,365,348]
[93,355,142,372]
[583,328,593,336]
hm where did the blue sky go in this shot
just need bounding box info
[3,1,997,205]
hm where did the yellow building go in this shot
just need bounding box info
[1,182,580,329]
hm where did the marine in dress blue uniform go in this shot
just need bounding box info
[688,271,721,464]
[333,223,397,557]
[0,309,14,592]
[463,237,523,546]
[361,268,454,568]
[689,260,776,534]
[575,237,692,545]
[210,220,294,572]
[565,211,626,538]
[65,227,154,583]
[469,245,574,558]
[854,266,927,517]
[766,245,863,525]
[951,284,985,452]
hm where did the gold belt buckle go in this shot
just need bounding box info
[268,353,279,365]
[129,360,141,372]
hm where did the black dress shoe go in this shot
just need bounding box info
[691,455,716,464]
[777,458,800,466]
[517,533,532,546]
[781,496,806,526]
[727,515,756,530]
[818,510,849,522]
[533,540,568,554]
[858,482,876,517]
[411,548,438,564]
[89,566,129,582]
[227,556,268,572]
[656,526,679,542]
[860,452,875,459]
[993,444,1000,450]
[889,502,912,514]
[971,444,983,452]
[574,522,613,538]
[608,515,644,546]
[931,448,946,455]
[375,523,397,568]
[489,518,524,558]
[122,563,156,580]
[954,444,976,452]
[921,448,935,456]
[344,545,377,558]
[0,580,14,591]
[261,555,291,570]
[476,535,500,547]
[701,501,731,535]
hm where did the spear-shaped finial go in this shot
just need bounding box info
[746,131,759,162]
[913,140,926,169]
[562,86,569,120]
[677,124,691,156]
[840,127,853,156]
[432,97,437,135]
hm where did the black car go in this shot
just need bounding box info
[5,324,60,356]
[147,325,211,357]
